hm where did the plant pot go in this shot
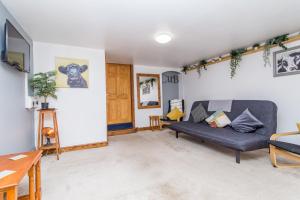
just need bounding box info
[41,103,49,110]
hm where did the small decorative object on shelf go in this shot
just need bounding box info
[29,70,57,109]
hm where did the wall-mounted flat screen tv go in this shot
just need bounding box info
[1,19,30,73]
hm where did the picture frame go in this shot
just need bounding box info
[273,45,300,77]
[55,57,89,88]
[136,73,161,109]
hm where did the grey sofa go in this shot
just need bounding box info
[169,100,277,163]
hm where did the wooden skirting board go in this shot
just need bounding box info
[136,126,152,131]
[108,128,137,136]
[108,127,155,136]
[61,141,108,152]
[45,141,108,154]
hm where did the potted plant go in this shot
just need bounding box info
[30,71,57,109]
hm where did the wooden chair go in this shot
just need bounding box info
[270,131,300,168]
[159,99,185,128]
[149,99,185,131]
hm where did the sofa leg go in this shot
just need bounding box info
[176,131,179,139]
[236,151,240,164]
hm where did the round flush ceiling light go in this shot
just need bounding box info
[155,33,172,44]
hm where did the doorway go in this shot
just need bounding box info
[162,71,181,115]
[106,63,135,135]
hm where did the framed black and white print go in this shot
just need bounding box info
[273,45,300,77]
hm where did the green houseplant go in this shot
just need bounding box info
[30,71,57,109]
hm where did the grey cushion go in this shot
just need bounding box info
[170,121,269,151]
[230,109,264,133]
[190,103,208,123]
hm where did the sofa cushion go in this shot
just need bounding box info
[206,111,231,128]
[269,140,300,155]
[170,121,269,151]
[190,103,208,123]
[167,107,184,120]
[230,109,264,133]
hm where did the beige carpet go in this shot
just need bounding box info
[19,130,300,200]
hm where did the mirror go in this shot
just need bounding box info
[137,73,161,109]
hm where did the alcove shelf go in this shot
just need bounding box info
[184,34,300,72]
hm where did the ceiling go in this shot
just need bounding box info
[2,0,300,68]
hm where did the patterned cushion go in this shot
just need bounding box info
[206,111,231,128]
[191,103,208,123]
[170,99,183,112]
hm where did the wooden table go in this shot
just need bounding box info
[0,150,42,200]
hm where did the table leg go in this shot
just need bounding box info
[0,192,3,200]
[37,112,42,149]
[28,166,35,200]
[6,187,17,200]
[35,160,41,200]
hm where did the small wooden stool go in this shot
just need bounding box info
[37,108,61,160]
[149,115,162,130]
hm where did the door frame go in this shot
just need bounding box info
[106,63,136,136]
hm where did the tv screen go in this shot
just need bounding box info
[2,20,30,72]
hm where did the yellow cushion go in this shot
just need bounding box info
[167,107,184,120]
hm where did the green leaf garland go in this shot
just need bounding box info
[230,48,246,78]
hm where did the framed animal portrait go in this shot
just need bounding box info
[273,45,300,77]
[55,57,89,88]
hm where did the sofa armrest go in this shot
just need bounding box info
[270,131,300,141]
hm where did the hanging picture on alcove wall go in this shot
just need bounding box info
[273,45,300,77]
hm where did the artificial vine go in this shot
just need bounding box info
[252,43,260,50]
[180,32,297,77]
[196,60,208,77]
[263,34,288,66]
[139,78,156,87]
[230,48,246,78]
[181,65,189,74]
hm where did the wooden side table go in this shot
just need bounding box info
[0,150,42,200]
[149,115,181,131]
[37,109,61,160]
[149,116,161,131]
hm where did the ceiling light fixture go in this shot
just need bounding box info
[155,33,172,44]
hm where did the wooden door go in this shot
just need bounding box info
[106,64,133,127]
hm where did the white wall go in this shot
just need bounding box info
[182,40,300,136]
[33,42,106,147]
[0,1,35,155]
[134,65,180,127]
